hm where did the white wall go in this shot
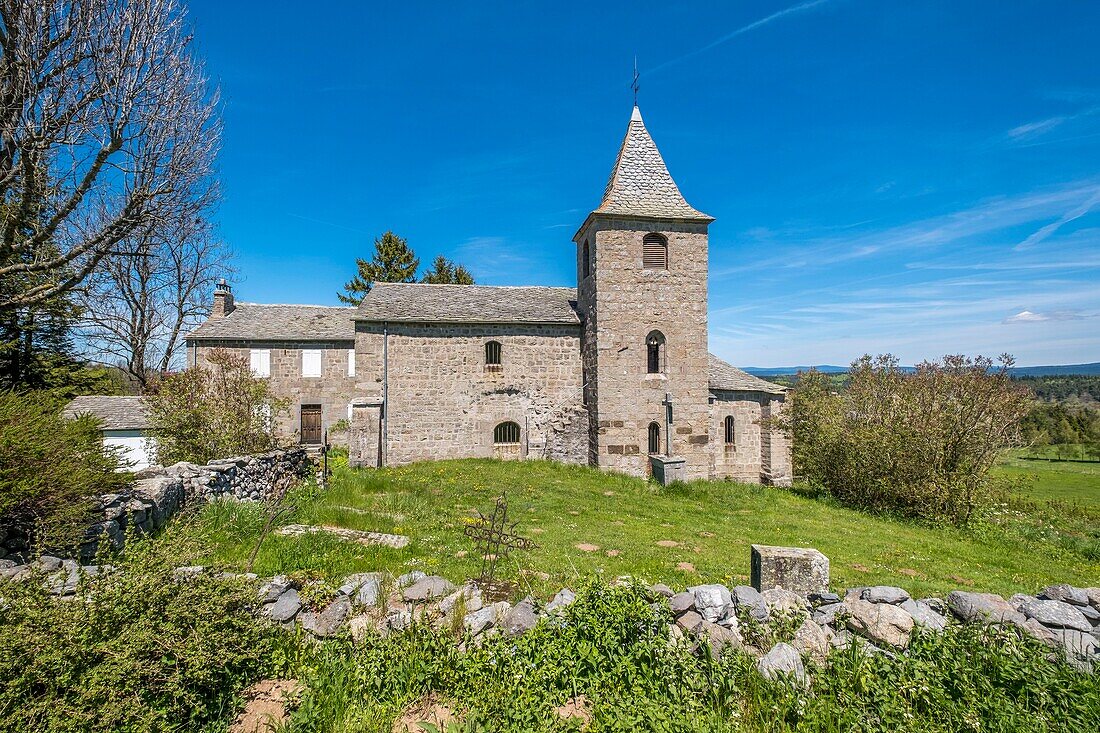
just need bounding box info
[103,429,155,471]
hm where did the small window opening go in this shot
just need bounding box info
[582,239,590,279]
[642,232,668,269]
[646,330,665,374]
[648,422,661,455]
[494,421,520,445]
[724,415,735,445]
[485,340,502,371]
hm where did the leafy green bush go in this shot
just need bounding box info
[145,347,288,465]
[780,354,1032,524]
[0,391,127,548]
[0,536,280,733]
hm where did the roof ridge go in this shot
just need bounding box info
[235,302,357,310]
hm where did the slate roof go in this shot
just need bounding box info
[708,353,786,395]
[63,396,150,431]
[355,282,581,325]
[187,303,357,341]
[594,106,713,222]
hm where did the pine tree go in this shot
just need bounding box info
[337,231,420,305]
[421,255,475,285]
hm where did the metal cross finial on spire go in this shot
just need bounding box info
[632,56,639,106]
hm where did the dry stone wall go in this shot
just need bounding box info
[0,448,311,566]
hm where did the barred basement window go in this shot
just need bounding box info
[642,232,668,269]
[646,330,665,374]
[494,421,520,445]
[724,415,735,445]
[582,239,590,279]
[485,340,502,370]
[648,422,661,454]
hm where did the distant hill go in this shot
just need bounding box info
[743,363,1100,377]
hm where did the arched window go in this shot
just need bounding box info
[724,415,735,445]
[494,421,520,445]
[642,232,668,270]
[646,330,665,374]
[648,422,661,455]
[485,340,502,370]
[582,239,590,279]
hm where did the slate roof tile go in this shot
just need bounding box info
[187,304,357,341]
[63,396,150,431]
[708,353,786,394]
[355,282,581,325]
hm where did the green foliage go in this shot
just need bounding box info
[1020,401,1100,448]
[145,347,288,464]
[421,255,475,285]
[0,391,127,548]
[338,231,420,305]
[781,354,1032,524]
[0,536,279,733]
[1014,374,1100,402]
[278,583,1099,732]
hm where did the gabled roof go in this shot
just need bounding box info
[187,303,357,341]
[63,396,150,431]
[355,282,581,325]
[593,106,713,222]
[708,353,786,395]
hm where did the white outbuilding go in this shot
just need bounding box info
[63,396,155,471]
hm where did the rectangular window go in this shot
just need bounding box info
[347,348,356,377]
[249,348,270,377]
[302,349,323,378]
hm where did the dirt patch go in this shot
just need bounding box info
[676,562,696,572]
[851,563,871,573]
[898,568,921,577]
[605,550,621,557]
[575,543,600,552]
[553,695,592,726]
[393,694,457,733]
[949,574,976,586]
[698,531,715,538]
[229,679,304,733]
[655,540,679,548]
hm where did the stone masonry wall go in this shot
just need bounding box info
[188,341,356,442]
[0,448,312,566]
[351,322,585,466]
[761,397,793,486]
[576,217,712,480]
[708,391,766,482]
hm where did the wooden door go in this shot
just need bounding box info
[300,405,322,444]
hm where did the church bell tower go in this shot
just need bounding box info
[575,106,714,480]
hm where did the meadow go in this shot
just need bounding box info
[183,454,1100,600]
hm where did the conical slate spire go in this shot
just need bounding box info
[594,106,712,221]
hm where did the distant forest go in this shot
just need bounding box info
[766,372,1099,449]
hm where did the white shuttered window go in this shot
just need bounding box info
[302,349,323,378]
[249,349,270,377]
[347,348,356,376]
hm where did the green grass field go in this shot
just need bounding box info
[183,456,1100,600]
[994,446,1100,510]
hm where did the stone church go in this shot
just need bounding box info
[187,106,791,484]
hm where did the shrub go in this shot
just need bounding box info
[0,535,279,732]
[780,354,1031,524]
[0,391,127,548]
[146,348,288,465]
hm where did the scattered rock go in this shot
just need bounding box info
[670,591,696,613]
[1084,587,1100,613]
[1049,628,1099,673]
[698,620,742,659]
[300,596,351,638]
[438,583,483,617]
[676,610,705,633]
[751,545,829,596]
[689,584,733,623]
[275,524,410,549]
[266,588,301,623]
[863,586,910,605]
[403,575,456,603]
[546,588,576,612]
[808,591,841,606]
[355,578,382,608]
[502,598,538,636]
[947,591,1027,627]
[649,583,675,598]
[791,618,830,662]
[813,602,846,627]
[258,575,293,603]
[761,588,808,616]
[846,599,914,648]
[756,642,807,684]
[464,601,510,636]
[732,585,771,622]
[1019,599,1093,632]
[1038,584,1090,607]
[396,571,426,588]
[900,598,947,631]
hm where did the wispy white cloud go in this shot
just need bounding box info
[649,0,832,75]
[1008,117,1067,139]
[1015,187,1100,249]
[1003,309,1087,324]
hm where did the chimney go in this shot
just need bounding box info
[211,278,234,318]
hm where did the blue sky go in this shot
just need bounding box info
[189,0,1100,367]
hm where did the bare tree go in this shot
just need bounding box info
[79,205,230,390]
[0,0,220,311]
